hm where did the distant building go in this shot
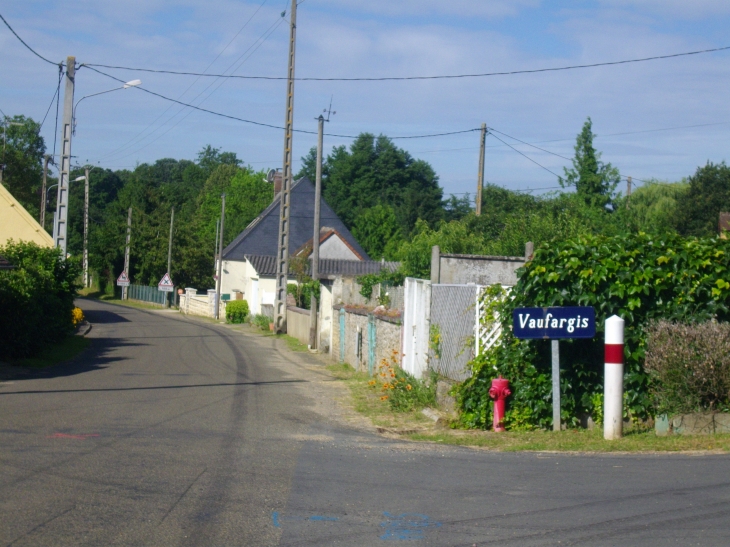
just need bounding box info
[0,184,53,247]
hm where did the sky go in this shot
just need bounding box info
[1,0,729,200]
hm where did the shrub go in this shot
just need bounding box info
[370,349,437,412]
[225,300,249,324]
[645,321,730,415]
[251,313,271,331]
[0,241,80,358]
[456,233,730,429]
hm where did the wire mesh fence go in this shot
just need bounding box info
[128,284,167,306]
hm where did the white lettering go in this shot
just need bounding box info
[537,319,544,328]
[519,314,530,329]
[551,318,559,328]
[560,318,567,329]
[529,319,536,329]
[582,317,589,328]
[567,318,576,333]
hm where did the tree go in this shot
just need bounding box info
[1,115,45,218]
[351,205,402,260]
[614,179,689,234]
[443,194,473,222]
[559,117,620,208]
[679,162,730,237]
[301,134,444,238]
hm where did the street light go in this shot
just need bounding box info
[72,79,142,135]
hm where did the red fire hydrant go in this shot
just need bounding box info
[488,376,511,432]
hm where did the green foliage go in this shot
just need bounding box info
[372,352,438,412]
[679,162,730,237]
[1,114,45,219]
[306,133,443,238]
[614,179,689,234]
[456,233,730,429]
[645,321,730,415]
[559,117,620,208]
[351,204,403,260]
[251,313,271,331]
[357,269,406,300]
[225,300,250,323]
[0,241,80,358]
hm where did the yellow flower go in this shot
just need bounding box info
[380,396,389,401]
[71,307,84,326]
[406,384,412,391]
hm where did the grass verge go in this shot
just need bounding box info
[11,335,91,369]
[326,363,730,453]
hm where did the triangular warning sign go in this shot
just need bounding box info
[158,272,174,291]
[116,271,130,286]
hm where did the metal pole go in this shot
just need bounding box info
[274,0,298,334]
[40,155,50,228]
[54,56,75,257]
[476,122,486,216]
[215,194,226,320]
[123,207,132,300]
[309,114,324,349]
[167,206,174,308]
[604,315,625,440]
[552,340,560,432]
[83,167,90,287]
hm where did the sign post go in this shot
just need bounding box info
[513,306,596,432]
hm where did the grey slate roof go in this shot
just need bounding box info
[222,177,369,261]
[244,254,399,278]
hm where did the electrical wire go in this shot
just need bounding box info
[95,0,275,161]
[488,131,562,179]
[84,45,730,82]
[84,65,481,141]
[0,13,61,66]
[39,67,63,130]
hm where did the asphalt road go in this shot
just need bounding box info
[1,299,729,546]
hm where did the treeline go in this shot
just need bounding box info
[3,113,729,293]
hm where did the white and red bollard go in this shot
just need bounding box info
[604,315,625,440]
[489,376,511,432]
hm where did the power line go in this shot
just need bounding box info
[39,66,63,130]
[83,65,480,141]
[84,45,730,82]
[488,131,562,179]
[0,13,61,66]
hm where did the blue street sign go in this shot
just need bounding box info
[512,306,596,339]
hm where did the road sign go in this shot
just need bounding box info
[512,306,596,339]
[116,271,130,287]
[158,272,174,292]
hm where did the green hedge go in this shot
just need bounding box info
[456,233,730,430]
[225,299,249,323]
[0,241,81,359]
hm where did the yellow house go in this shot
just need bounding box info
[0,184,54,247]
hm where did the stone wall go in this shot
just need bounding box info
[286,306,310,346]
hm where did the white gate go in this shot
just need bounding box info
[401,278,431,379]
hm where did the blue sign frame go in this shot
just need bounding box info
[512,306,596,339]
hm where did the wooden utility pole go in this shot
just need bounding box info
[626,176,632,209]
[309,114,325,350]
[274,0,298,334]
[214,195,226,320]
[54,56,76,257]
[476,123,486,216]
[123,207,132,300]
[166,206,174,308]
[83,167,90,287]
[40,155,51,229]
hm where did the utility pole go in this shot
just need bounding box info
[40,154,51,229]
[83,167,90,287]
[476,123,486,216]
[123,207,132,300]
[214,194,226,320]
[309,114,325,350]
[274,0,298,334]
[214,217,220,276]
[167,206,174,308]
[626,176,632,210]
[54,56,76,258]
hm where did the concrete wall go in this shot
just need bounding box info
[219,259,277,316]
[330,306,402,375]
[286,306,310,346]
[431,246,525,287]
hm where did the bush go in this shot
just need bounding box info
[456,233,730,429]
[370,349,437,412]
[645,321,730,415]
[225,300,249,323]
[0,241,80,359]
[250,313,271,331]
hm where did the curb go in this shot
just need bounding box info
[75,321,92,337]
